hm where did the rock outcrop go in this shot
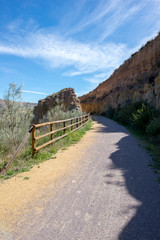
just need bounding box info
[33,88,81,122]
[80,33,160,114]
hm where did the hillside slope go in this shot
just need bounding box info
[80,33,160,114]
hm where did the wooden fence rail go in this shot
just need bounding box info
[32,113,90,156]
[0,113,90,174]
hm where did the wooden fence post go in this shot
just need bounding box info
[64,121,66,133]
[32,125,36,156]
[71,119,73,130]
[76,118,79,128]
[50,124,53,140]
[82,116,84,124]
[31,114,90,155]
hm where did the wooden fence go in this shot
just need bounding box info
[32,113,90,156]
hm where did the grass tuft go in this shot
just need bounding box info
[24,177,29,180]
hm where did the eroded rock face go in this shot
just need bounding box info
[33,88,81,122]
[80,33,160,114]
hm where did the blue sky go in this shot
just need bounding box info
[0,0,160,103]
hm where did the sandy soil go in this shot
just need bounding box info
[0,122,97,234]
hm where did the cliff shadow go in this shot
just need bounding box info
[93,116,160,240]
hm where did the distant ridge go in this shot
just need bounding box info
[0,99,37,109]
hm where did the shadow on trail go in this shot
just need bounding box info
[93,116,160,240]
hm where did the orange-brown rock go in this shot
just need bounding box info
[80,33,160,114]
[33,88,81,122]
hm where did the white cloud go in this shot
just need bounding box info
[22,90,47,95]
[98,4,142,42]
[76,90,89,97]
[84,72,112,84]
[6,18,39,34]
[0,0,159,86]
[68,0,119,35]
[0,32,130,76]
[63,71,83,77]
[0,66,14,74]
[131,31,160,55]
[67,0,146,43]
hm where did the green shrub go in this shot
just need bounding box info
[37,104,83,135]
[106,106,115,119]
[115,102,141,125]
[44,104,82,122]
[131,103,155,131]
[146,117,160,136]
[116,106,132,124]
[111,102,159,134]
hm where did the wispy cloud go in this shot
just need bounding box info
[22,90,47,95]
[67,0,119,36]
[67,0,146,43]
[131,31,160,54]
[84,72,112,84]
[0,66,15,74]
[76,90,90,97]
[0,0,159,86]
[98,3,142,42]
[66,0,160,45]
[6,18,39,35]
[0,31,130,76]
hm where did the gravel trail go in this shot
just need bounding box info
[2,116,160,240]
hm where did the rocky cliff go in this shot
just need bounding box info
[33,88,81,122]
[80,33,160,114]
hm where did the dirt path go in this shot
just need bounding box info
[0,119,97,238]
[1,116,160,240]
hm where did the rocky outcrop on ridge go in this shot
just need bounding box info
[80,33,160,114]
[33,88,81,122]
